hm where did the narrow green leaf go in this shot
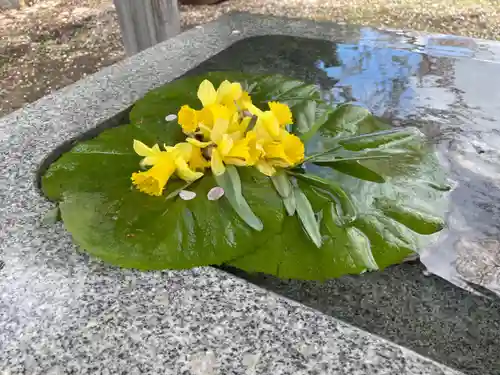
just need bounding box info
[283,194,296,216]
[41,206,60,226]
[324,203,379,271]
[226,165,242,200]
[319,161,386,183]
[271,171,292,198]
[373,198,445,235]
[338,128,423,151]
[299,105,334,143]
[294,187,322,248]
[289,172,357,225]
[308,148,410,164]
[294,100,317,134]
[321,104,372,137]
[214,166,264,231]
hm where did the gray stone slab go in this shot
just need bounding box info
[0,11,489,375]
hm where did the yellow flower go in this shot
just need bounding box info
[216,80,243,110]
[246,101,293,139]
[251,129,305,176]
[211,132,256,176]
[132,140,206,196]
[185,116,260,176]
[164,142,205,182]
[197,79,243,110]
[256,111,281,138]
[178,105,199,134]
[133,140,163,167]
[268,101,293,126]
[198,105,234,139]
[263,130,305,168]
[189,144,210,171]
[131,153,176,196]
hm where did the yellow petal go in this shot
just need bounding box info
[264,142,291,166]
[189,146,210,171]
[282,131,305,165]
[177,105,199,133]
[197,80,217,107]
[224,157,249,166]
[133,140,156,157]
[255,160,276,176]
[139,156,158,168]
[258,111,280,138]
[253,122,273,144]
[226,138,250,163]
[228,114,250,135]
[237,91,252,110]
[209,104,232,121]
[198,106,215,129]
[218,134,234,156]
[211,149,226,176]
[217,81,243,108]
[211,118,229,144]
[269,102,293,126]
[246,102,264,116]
[245,130,262,165]
[131,156,176,196]
[175,157,204,182]
[186,137,213,148]
[263,131,305,167]
[172,142,193,161]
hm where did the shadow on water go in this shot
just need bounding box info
[187,33,500,374]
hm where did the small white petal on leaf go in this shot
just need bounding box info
[165,114,177,122]
[179,190,196,200]
[207,187,225,201]
[231,29,241,35]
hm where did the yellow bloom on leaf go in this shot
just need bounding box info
[178,105,199,134]
[253,129,305,176]
[247,101,293,138]
[131,140,207,196]
[133,140,163,167]
[131,153,176,196]
[268,101,293,126]
[197,79,244,110]
[264,130,304,167]
[134,78,304,196]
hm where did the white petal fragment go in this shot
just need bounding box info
[165,114,177,122]
[207,187,225,201]
[179,190,197,201]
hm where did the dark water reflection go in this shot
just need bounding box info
[315,28,500,297]
[188,31,500,373]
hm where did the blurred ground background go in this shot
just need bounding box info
[0,0,498,117]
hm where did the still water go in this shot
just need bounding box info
[187,31,500,374]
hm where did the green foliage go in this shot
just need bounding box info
[42,72,449,279]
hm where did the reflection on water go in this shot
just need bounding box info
[315,28,500,297]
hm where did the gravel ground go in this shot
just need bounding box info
[0,0,499,117]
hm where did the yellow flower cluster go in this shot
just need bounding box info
[132,79,305,196]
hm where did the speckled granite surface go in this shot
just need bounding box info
[0,12,473,375]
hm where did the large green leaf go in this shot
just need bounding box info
[42,123,284,270]
[229,103,450,280]
[41,72,449,279]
